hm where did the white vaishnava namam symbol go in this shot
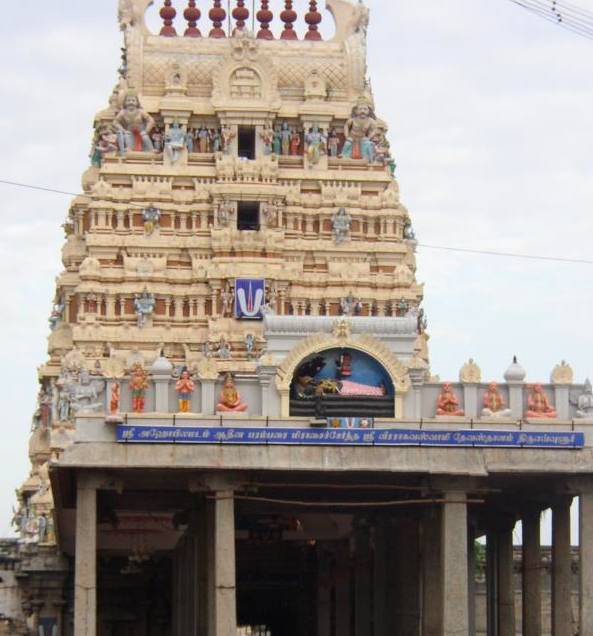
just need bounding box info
[235,279,265,319]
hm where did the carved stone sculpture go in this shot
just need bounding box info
[165,122,186,163]
[114,92,155,154]
[142,205,161,235]
[459,358,481,384]
[332,207,352,244]
[551,360,574,385]
[134,290,155,328]
[481,382,512,418]
[129,364,149,413]
[175,370,195,413]
[305,126,326,166]
[526,384,557,419]
[341,95,376,161]
[216,373,247,412]
[436,383,464,416]
[575,379,593,419]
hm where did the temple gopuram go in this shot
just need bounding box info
[3,1,593,635]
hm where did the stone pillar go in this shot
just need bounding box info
[257,366,275,417]
[153,372,171,412]
[580,493,593,635]
[442,491,469,635]
[201,379,217,415]
[408,368,425,419]
[422,508,443,636]
[552,499,573,636]
[508,383,524,419]
[393,518,421,634]
[463,383,479,418]
[317,545,331,636]
[467,523,477,636]
[74,475,97,636]
[498,525,516,636]
[213,490,237,636]
[335,541,351,636]
[354,520,371,636]
[522,510,542,636]
[553,385,570,420]
[486,532,498,636]
[373,518,387,636]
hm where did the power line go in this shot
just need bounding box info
[506,0,593,40]
[0,177,590,267]
[418,243,593,265]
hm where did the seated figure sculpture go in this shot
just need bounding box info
[341,96,376,162]
[481,382,512,418]
[217,373,247,413]
[436,383,465,416]
[526,384,557,418]
[575,379,593,419]
[114,92,155,154]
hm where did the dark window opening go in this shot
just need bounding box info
[237,202,260,231]
[238,126,256,160]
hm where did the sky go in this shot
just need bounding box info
[0,0,592,541]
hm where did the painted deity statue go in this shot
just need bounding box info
[245,333,256,359]
[436,383,465,416]
[221,125,236,155]
[341,96,376,161]
[305,126,326,166]
[340,292,362,317]
[176,370,195,413]
[217,337,232,360]
[142,205,161,235]
[372,120,391,165]
[260,124,274,155]
[272,126,282,155]
[134,291,155,328]
[91,124,118,166]
[290,129,301,156]
[129,365,149,413]
[197,125,210,153]
[481,382,512,418]
[327,128,340,158]
[217,373,248,412]
[165,122,186,163]
[526,384,557,418]
[114,93,155,154]
[575,379,593,419]
[211,128,222,153]
[332,207,352,244]
[280,122,291,156]
[109,383,120,416]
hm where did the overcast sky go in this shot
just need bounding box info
[0,0,592,540]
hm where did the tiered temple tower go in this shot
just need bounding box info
[4,2,593,635]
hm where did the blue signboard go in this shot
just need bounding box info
[235,279,265,319]
[116,426,584,449]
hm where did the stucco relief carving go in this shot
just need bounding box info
[275,332,411,394]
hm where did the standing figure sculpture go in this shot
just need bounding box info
[114,92,155,154]
[481,382,512,417]
[327,128,340,158]
[217,373,248,412]
[272,125,282,155]
[91,125,118,166]
[305,126,326,166]
[526,384,557,418]
[221,125,236,155]
[165,122,186,164]
[436,383,465,416]
[280,122,291,156]
[341,96,376,161]
[176,370,195,413]
[198,125,210,153]
[260,124,274,155]
[332,208,352,244]
[211,128,222,153]
[142,205,161,235]
[290,128,301,156]
[129,364,149,414]
[110,383,121,416]
[151,125,164,153]
[134,290,156,328]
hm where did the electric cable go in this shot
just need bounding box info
[0,177,591,265]
[506,0,593,40]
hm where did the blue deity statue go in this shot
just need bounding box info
[165,122,186,164]
[134,290,156,328]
